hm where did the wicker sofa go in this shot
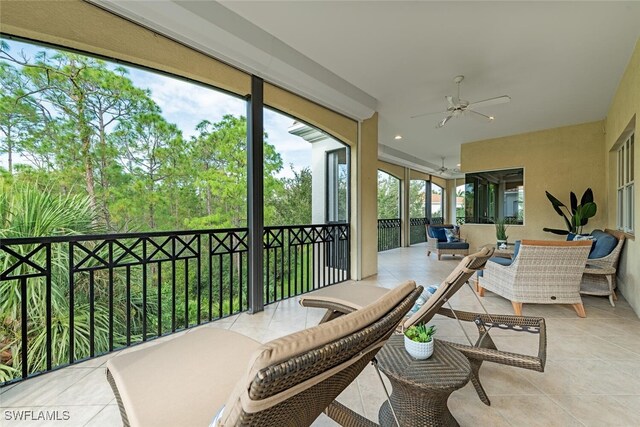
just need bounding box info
[426,224,470,260]
[477,240,592,317]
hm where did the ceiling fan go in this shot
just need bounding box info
[435,157,458,175]
[412,75,511,128]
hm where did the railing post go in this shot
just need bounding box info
[247,75,264,314]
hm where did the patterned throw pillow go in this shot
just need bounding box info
[444,228,460,243]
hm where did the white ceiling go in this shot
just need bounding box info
[93,1,640,176]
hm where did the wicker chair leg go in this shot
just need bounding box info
[572,303,586,318]
[469,361,491,406]
[511,302,523,316]
[320,309,342,324]
[326,401,379,427]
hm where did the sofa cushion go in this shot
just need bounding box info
[589,230,618,259]
[436,241,469,250]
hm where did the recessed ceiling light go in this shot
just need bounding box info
[489,116,495,121]
[394,135,402,140]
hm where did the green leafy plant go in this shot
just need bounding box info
[495,218,508,241]
[543,188,597,235]
[404,324,436,343]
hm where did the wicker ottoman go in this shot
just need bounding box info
[377,336,471,427]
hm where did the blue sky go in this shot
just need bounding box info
[0,38,313,178]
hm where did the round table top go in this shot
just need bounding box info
[377,335,471,391]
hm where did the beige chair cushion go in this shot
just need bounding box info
[106,327,261,427]
[220,280,416,424]
[298,280,391,311]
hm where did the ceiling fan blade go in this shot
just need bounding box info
[446,96,456,108]
[468,95,511,110]
[436,115,453,128]
[410,109,447,119]
[467,109,494,122]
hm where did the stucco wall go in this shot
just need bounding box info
[460,121,607,250]
[605,38,640,314]
[358,114,379,278]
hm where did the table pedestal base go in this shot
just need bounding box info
[378,381,459,427]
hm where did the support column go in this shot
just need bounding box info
[356,113,378,279]
[402,167,411,246]
[247,75,264,313]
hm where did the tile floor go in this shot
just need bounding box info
[2,243,640,426]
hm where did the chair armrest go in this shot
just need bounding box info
[437,307,547,372]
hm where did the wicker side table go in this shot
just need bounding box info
[376,336,471,427]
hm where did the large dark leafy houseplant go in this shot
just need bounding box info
[543,188,597,235]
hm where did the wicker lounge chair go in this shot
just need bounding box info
[300,248,547,408]
[477,240,592,317]
[105,281,422,427]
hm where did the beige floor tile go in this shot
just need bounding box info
[84,404,122,426]
[0,368,94,407]
[473,363,542,397]
[611,395,640,416]
[548,394,640,426]
[490,395,584,426]
[448,392,512,427]
[51,369,113,406]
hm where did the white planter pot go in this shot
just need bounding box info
[404,335,434,360]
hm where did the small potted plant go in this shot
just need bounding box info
[404,324,436,360]
[495,218,508,248]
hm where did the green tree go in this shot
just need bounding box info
[188,115,283,229]
[268,166,312,226]
[409,180,427,218]
[114,110,185,230]
[377,170,400,219]
[0,61,44,175]
[0,45,152,226]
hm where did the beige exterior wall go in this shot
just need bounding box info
[358,114,379,278]
[377,160,405,179]
[264,84,357,147]
[460,121,607,250]
[605,39,640,314]
[0,0,250,96]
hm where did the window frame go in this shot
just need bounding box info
[617,131,635,234]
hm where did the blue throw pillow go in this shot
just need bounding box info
[589,230,618,259]
[434,227,448,242]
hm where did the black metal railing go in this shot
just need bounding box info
[0,223,349,385]
[430,216,444,225]
[409,218,430,245]
[377,219,401,252]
